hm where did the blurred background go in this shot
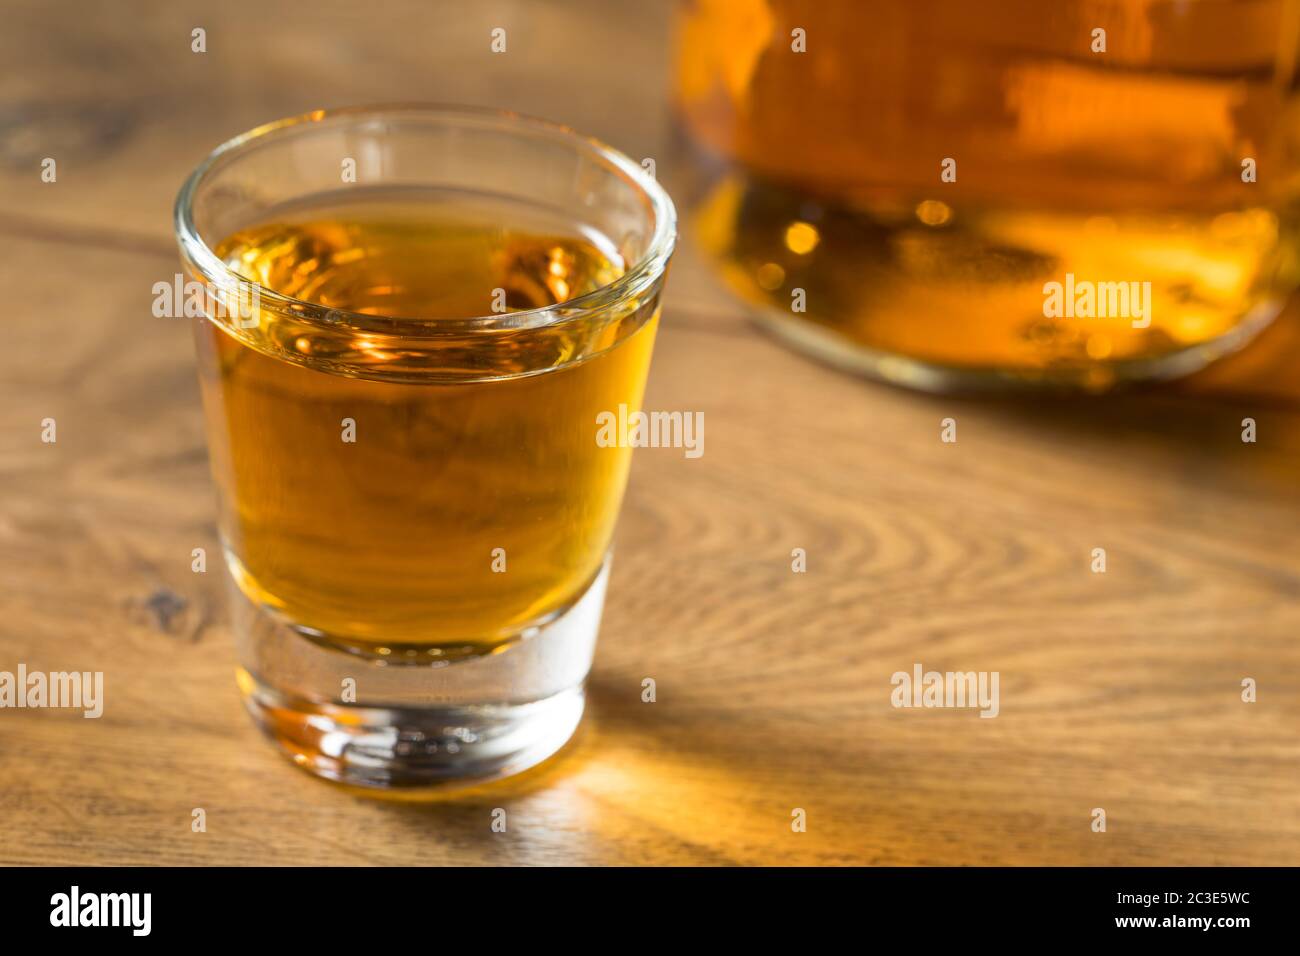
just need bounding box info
[1,0,1298,865]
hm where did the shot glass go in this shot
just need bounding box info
[174,105,675,790]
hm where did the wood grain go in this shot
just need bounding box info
[1,0,1298,866]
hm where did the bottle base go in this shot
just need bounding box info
[747,298,1280,394]
[686,165,1293,393]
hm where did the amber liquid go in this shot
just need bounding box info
[676,0,1300,387]
[193,188,656,659]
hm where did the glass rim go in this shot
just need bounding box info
[173,103,677,335]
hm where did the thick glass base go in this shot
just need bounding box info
[238,673,586,790]
[229,558,608,792]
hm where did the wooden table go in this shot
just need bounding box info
[2,0,1297,866]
